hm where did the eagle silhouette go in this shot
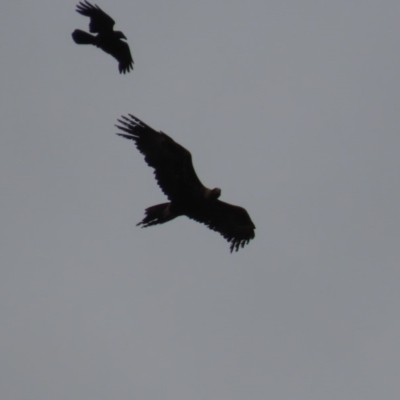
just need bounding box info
[72,1,134,74]
[116,114,256,252]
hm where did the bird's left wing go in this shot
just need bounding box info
[101,40,134,73]
[189,200,256,252]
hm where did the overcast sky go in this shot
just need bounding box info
[2,1,400,399]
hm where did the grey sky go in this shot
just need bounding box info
[2,1,400,399]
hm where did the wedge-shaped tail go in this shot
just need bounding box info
[137,203,178,228]
[72,29,96,45]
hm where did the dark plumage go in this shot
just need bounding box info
[116,114,256,252]
[72,1,133,74]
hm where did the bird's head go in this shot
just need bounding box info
[115,31,127,40]
[210,187,221,200]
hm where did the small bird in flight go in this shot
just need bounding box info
[72,1,134,74]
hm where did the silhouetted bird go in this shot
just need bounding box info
[116,114,256,252]
[72,1,134,74]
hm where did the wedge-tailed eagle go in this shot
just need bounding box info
[72,1,134,74]
[116,114,256,252]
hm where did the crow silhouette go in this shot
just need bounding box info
[72,1,134,74]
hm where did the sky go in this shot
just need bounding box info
[2,1,400,399]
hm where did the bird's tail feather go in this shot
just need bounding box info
[72,29,96,45]
[137,203,177,228]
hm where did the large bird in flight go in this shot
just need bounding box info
[72,1,134,74]
[116,114,256,252]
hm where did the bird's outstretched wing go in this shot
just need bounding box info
[116,114,205,201]
[188,200,256,252]
[76,1,115,33]
[100,40,134,74]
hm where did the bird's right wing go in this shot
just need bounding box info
[116,114,206,201]
[76,1,115,33]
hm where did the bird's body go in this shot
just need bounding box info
[72,1,133,74]
[116,114,255,252]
